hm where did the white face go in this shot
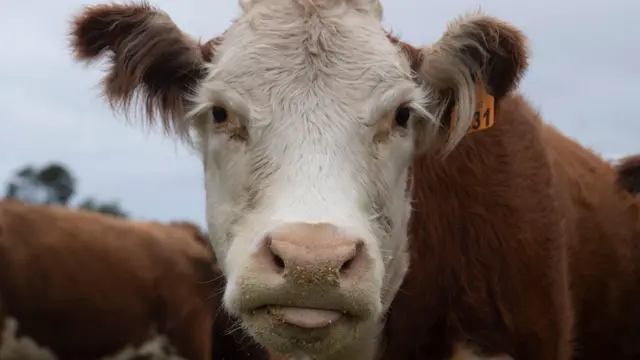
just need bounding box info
[189,0,428,356]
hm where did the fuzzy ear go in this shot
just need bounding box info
[70,2,209,136]
[396,12,529,152]
[615,154,640,194]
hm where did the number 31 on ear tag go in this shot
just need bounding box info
[450,80,495,134]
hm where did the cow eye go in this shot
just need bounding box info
[394,106,411,128]
[212,106,228,123]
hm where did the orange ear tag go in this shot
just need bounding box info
[449,80,495,134]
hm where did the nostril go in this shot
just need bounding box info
[339,241,365,275]
[339,258,354,273]
[264,235,286,274]
[272,253,285,272]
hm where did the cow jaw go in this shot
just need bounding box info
[245,308,383,360]
[245,307,354,355]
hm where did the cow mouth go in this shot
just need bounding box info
[242,302,371,355]
[261,305,346,329]
[246,304,356,348]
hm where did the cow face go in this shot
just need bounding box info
[70,0,527,357]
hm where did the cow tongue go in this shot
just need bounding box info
[279,307,342,329]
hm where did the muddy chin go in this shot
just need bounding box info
[243,305,360,356]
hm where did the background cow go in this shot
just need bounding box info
[615,154,640,194]
[69,0,640,359]
[0,199,269,360]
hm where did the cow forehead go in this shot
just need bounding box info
[206,2,415,115]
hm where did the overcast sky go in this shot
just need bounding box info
[1,0,638,228]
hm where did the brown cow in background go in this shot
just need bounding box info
[615,154,640,194]
[0,199,269,360]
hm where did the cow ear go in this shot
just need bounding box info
[70,2,210,137]
[398,12,529,153]
[616,155,640,194]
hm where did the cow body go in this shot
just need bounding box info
[379,93,640,360]
[68,0,640,359]
[0,200,267,360]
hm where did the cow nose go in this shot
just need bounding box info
[256,223,368,284]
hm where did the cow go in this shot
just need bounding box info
[69,0,640,359]
[615,154,640,194]
[0,199,270,360]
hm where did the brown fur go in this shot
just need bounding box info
[415,13,528,154]
[0,200,269,360]
[390,14,526,101]
[0,294,4,349]
[379,99,640,359]
[69,2,208,138]
[377,14,640,360]
[615,154,640,194]
[166,221,209,248]
[427,14,528,99]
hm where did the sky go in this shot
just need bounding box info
[1,0,638,228]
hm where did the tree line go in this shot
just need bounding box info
[3,162,128,217]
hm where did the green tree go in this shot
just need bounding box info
[77,197,128,218]
[4,163,76,205]
[4,162,129,218]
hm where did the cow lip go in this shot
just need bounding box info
[238,290,374,321]
[252,305,350,328]
[266,305,345,329]
[255,304,349,315]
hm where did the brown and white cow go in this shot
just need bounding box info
[69,1,640,359]
[615,154,640,194]
[0,199,270,360]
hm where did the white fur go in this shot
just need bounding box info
[0,318,57,360]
